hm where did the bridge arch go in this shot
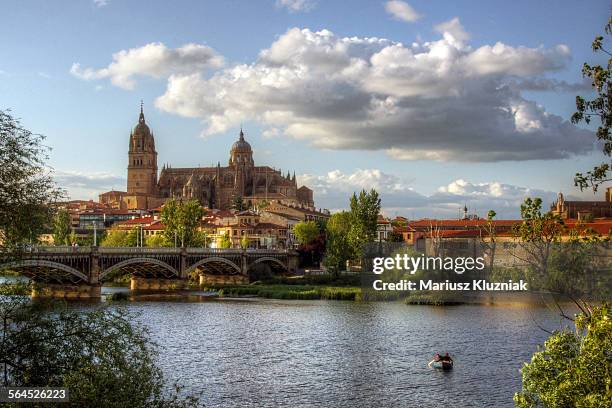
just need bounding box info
[0,260,89,282]
[186,257,241,275]
[99,257,179,281]
[248,256,287,272]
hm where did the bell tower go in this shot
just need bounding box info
[127,102,158,195]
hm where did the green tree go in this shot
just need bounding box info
[514,304,611,408]
[347,189,381,258]
[324,211,353,275]
[52,209,71,246]
[101,227,138,247]
[0,286,199,407]
[231,195,245,211]
[145,234,168,248]
[293,221,320,246]
[386,231,404,243]
[161,199,203,247]
[513,198,565,278]
[572,16,612,191]
[218,232,232,249]
[240,234,250,249]
[0,109,64,250]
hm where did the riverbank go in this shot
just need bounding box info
[203,283,361,300]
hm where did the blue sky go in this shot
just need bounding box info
[1,0,610,218]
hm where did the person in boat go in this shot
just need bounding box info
[440,353,453,363]
[428,354,441,368]
[428,353,453,369]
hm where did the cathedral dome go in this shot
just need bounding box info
[133,108,151,137]
[230,129,252,152]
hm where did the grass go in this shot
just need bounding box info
[203,283,361,301]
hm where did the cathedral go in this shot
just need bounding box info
[99,105,314,210]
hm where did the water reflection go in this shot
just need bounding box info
[125,300,560,407]
[0,275,567,407]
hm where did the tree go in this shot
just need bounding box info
[240,234,249,249]
[161,199,203,247]
[478,210,498,276]
[145,234,168,248]
[572,16,612,191]
[231,195,245,211]
[218,232,232,249]
[0,285,199,407]
[347,189,381,258]
[513,198,565,278]
[293,221,320,246]
[514,304,611,408]
[324,211,353,275]
[52,209,71,246]
[0,109,64,250]
[101,227,138,247]
[386,231,404,243]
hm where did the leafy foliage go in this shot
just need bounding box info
[514,304,611,408]
[572,16,612,191]
[0,287,199,407]
[231,195,245,211]
[293,221,320,246]
[513,198,566,277]
[52,209,71,246]
[218,232,232,249]
[347,189,381,258]
[100,227,138,247]
[161,199,203,247]
[324,211,353,274]
[0,109,64,250]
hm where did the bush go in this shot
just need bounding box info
[514,303,611,407]
[0,286,199,407]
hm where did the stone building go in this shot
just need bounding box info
[551,189,612,220]
[100,105,315,211]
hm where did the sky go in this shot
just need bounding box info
[1,0,610,219]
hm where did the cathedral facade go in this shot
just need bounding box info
[100,106,314,210]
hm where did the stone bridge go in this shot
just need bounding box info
[0,247,299,298]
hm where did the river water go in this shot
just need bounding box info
[111,293,564,407]
[1,278,566,407]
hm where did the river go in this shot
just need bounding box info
[1,278,566,407]
[106,291,563,407]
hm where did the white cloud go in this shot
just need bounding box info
[385,1,421,23]
[93,0,109,8]
[83,22,593,162]
[276,0,316,13]
[262,127,282,139]
[434,17,469,45]
[70,42,224,90]
[301,169,561,218]
[55,171,125,200]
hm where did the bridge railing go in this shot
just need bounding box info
[98,247,182,254]
[3,246,296,256]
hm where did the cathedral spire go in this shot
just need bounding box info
[139,100,145,124]
[239,125,245,141]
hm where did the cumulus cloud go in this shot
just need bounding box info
[70,42,223,90]
[385,1,421,23]
[276,0,316,13]
[300,169,561,218]
[154,24,591,161]
[55,171,125,200]
[79,21,594,162]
